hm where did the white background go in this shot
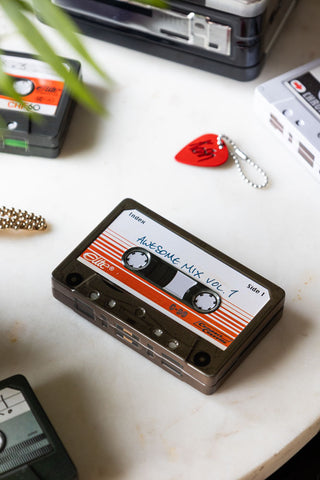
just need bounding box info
[1,1,320,478]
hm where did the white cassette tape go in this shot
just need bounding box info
[254,58,320,182]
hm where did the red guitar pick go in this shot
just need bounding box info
[175,134,229,167]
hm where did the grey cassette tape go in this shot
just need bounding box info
[52,199,285,395]
[254,58,320,182]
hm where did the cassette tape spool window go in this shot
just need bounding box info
[122,247,221,314]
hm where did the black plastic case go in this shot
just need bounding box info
[0,375,77,479]
[0,51,80,158]
[51,0,297,80]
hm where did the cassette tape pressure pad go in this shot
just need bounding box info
[52,199,285,394]
[51,0,297,81]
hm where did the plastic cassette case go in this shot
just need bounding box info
[255,58,320,182]
[52,199,285,394]
[0,375,77,480]
[50,0,297,81]
[0,51,80,158]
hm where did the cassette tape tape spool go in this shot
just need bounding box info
[52,199,285,394]
[0,375,77,479]
[0,51,81,158]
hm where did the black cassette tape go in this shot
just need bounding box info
[51,0,297,81]
[0,51,80,158]
[52,199,285,394]
[0,375,77,479]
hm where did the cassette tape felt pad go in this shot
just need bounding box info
[52,199,285,394]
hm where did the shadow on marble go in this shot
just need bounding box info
[59,83,110,158]
[217,307,311,393]
[35,373,126,480]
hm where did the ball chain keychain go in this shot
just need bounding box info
[175,133,268,189]
[0,206,47,231]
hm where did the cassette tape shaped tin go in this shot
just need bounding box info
[52,199,285,394]
[0,375,77,479]
[0,51,80,158]
[51,0,297,81]
[255,58,320,182]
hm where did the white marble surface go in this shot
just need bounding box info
[1,1,320,478]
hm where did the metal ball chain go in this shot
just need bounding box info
[218,134,268,189]
[0,206,47,231]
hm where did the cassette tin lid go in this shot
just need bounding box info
[52,199,285,393]
[53,0,271,17]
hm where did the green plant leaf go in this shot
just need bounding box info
[0,57,30,109]
[30,0,112,84]
[0,0,107,113]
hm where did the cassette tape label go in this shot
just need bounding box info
[0,387,52,473]
[0,54,65,116]
[78,208,270,350]
[285,65,320,119]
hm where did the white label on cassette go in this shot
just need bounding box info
[79,209,271,350]
[0,54,65,116]
[0,388,29,422]
[285,66,320,120]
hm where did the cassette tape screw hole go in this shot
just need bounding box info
[89,290,100,301]
[296,119,305,127]
[107,299,117,309]
[66,272,83,287]
[193,351,211,367]
[168,339,179,350]
[153,328,163,337]
[282,109,293,117]
[135,307,146,318]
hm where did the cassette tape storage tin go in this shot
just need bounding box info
[255,58,320,182]
[0,375,77,479]
[52,199,285,394]
[51,0,298,81]
[0,51,80,158]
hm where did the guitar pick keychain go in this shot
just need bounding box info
[175,133,268,189]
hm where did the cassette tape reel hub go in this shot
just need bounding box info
[123,248,152,270]
[52,199,285,394]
